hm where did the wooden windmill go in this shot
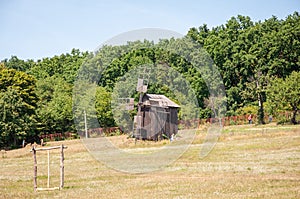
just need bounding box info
[117,66,180,141]
[133,67,151,140]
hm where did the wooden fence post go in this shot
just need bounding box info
[60,144,64,189]
[47,150,50,188]
[32,146,37,192]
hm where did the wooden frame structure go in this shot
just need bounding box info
[30,145,67,191]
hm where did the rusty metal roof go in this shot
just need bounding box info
[144,94,180,108]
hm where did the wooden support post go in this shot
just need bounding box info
[1,149,6,158]
[31,145,67,191]
[84,110,88,139]
[32,146,37,192]
[60,144,64,189]
[47,150,50,188]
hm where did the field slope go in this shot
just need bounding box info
[1,124,299,198]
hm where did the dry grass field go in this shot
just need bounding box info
[1,124,299,198]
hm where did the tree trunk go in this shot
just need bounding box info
[257,95,265,124]
[13,136,17,147]
[291,107,298,125]
[256,80,265,125]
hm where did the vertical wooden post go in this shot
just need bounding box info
[31,145,67,191]
[47,150,50,188]
[84,110,88,139]
[60,144,64,189]
[32,146,37,192]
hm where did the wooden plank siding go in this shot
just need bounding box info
[138,94,180,140]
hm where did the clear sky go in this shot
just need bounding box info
[0,0,299,60]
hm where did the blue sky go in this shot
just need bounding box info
[0,0,299,60]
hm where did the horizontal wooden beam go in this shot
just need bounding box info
[36,187,60,191]
[30,145,68,152]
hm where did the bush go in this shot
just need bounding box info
[236,105,258,116]
[229,120,237,125]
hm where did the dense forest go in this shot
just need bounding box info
[1,12,299,149]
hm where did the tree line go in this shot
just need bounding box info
[1,12,299,149]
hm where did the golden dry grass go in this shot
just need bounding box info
[0,124,299,198]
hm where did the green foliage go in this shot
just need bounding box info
[1,56,35,72]
[188,12,300,121]
[0,68,38,148]
[267,71,300,124]
[29,49,89,83]
[236,105,258,116]
[95,87,115,127]
[35,76,74,134]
